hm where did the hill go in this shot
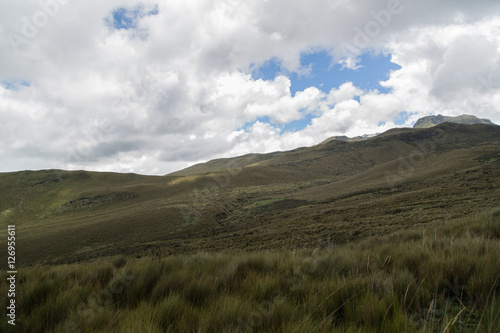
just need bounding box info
[0,122,499,266]
[2,210,499,332]
[1,122,499,332]
[413,114,495,128]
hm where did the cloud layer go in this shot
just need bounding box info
[1,0,500,174]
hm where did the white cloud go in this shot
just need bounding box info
[327,82,363,105]
[0,0,499,175]
[383,19,500,123]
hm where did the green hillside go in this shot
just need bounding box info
[1,121,499,331]
[0,122,498,266]
[1,209,499,332]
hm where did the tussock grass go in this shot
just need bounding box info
[1,209,499,332]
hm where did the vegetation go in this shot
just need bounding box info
[1,123,499,331]
[2,208,499,332]
[1,123,499,266]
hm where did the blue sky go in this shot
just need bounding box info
[251,51,401,132]
[107,5,158,30]
[254,51,400,96]
[2,80,30,90]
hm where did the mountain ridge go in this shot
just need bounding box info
[413,114,495,128]
[173,114,496,177]
[171,121,498,177]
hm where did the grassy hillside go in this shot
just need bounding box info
[0,122,499,331]
[0,123,499,266]
[1,209,498,332]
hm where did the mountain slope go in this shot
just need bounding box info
[413,114,495,128]
[172,122,498,180]
[0,122,499,266]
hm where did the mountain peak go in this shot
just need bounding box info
[413,114,494,128]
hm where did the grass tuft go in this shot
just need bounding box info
[6,208,499,332]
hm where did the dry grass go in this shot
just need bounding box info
[0,124,498,267]
[1,209,498,332]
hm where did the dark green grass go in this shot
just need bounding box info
[1,209,499,332]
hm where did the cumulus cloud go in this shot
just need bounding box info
[0,0,499,174]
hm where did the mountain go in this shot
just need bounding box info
[317,133,378,145]
[413,114,495,128]
[1,122,499,266]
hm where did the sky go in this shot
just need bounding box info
[1,0,500,175]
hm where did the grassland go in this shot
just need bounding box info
[0,123,499,266]
[0,122,499,331]
[1,208,499,332]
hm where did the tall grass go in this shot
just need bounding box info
[1,209,499,332]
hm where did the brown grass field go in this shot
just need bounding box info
[0,122,499,331]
